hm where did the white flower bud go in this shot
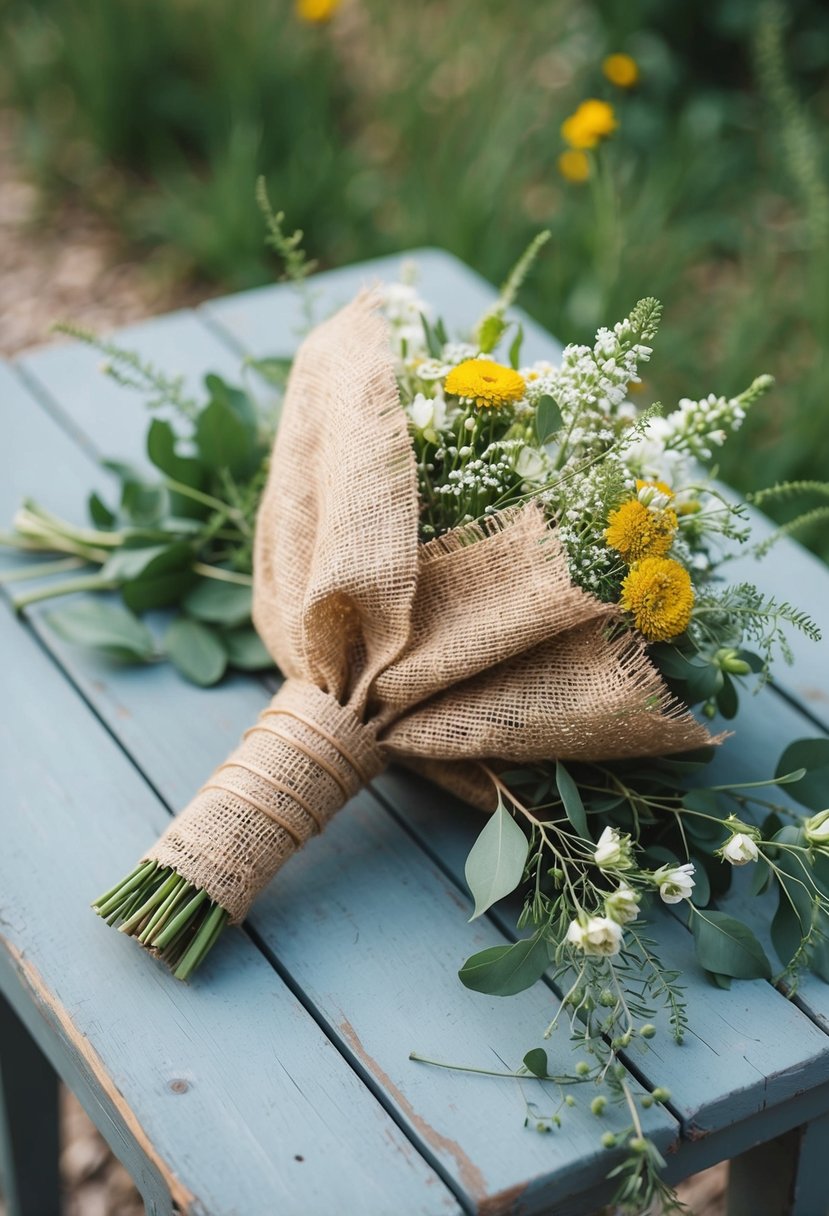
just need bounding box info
[721,832,759,866]
[654,862,695,904]
[566,915,623,957]
[805,810,829,846]
[594,826,633,871]
[604,882,640,925]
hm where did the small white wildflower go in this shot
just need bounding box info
[721,832,760,866]
[566,915,624,957]
[654,863,695,904]
[604,882,640,925]
[594,825,633,871]
[804,810,829,846]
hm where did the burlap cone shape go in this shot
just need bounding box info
[147,293,713,923]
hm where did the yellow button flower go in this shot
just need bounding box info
[561,99,618,150]
[558,150,591,183]
[621,557,694,641]
[605,498,677,563]
[296,0,340,22]
[444,360,526,410]
[602,53,639,89]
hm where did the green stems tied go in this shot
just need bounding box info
[92,861,230,981]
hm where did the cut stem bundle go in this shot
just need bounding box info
[93,862,229,981]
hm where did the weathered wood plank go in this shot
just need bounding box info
[0,603,460,1216]
[0,359,677,1215]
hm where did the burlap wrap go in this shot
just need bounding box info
[147,291,713,922]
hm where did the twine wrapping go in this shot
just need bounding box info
[146,291,714,922]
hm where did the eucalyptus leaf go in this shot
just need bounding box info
[692,910,772,980]
[45,599,155,662]
[121,542,197,612]
[555,762,589,839]
[523,1048,548,1078]
[458,934,549,997]
[223,627,274,671]
[164,618,227,686]
[775,739,829,810]
[183,578,253,628]
[464,797,529,920]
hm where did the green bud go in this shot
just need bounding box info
[599,989,616,1007]
[703,701,716,719]
[565,1095,576,1107]
[640,1023,657,1039]
[601,1132,617,1149]
[536,1121,547,1133]
[590,1096,607,1116]
[640,1095,653,1108]
[575,1061,591,1077]
[651,1087,671,1103]
[629,1137,648,1153]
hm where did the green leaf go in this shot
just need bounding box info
[244,355,293,387]
[477,314,507,355]
[100,544,168,582]
[223,627,274,671]
[522,1048,548,1078]
[535,395,563,444]
[771,896,802,968]
[103,461,166,526]
[147,419,205,487]
[120,542,196,612]
[508,324,524,370]
[203,373,258,432]
[195,400,256,478]
[183,578,253,628]
[715,673,739,719]
[464,797,529,920]
[775,739,829,810]
[458,934,549,997]
[45,599,155,662]
[420,315,442,358]
[707,971,733,990]
[555,762,589,839]
[164,618,227,686]
[689,857,711,907]
[692,910,772,980]
[88,492,116,529]
[809,915,829,982]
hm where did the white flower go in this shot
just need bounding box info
[805,810,829,846]
[513,445,547,482]
[566,915,623,957]
[594,826,632,871]
[604,882,640,925]
[407,391,447,439]
[654,863,695,904]
[721,832,759,866]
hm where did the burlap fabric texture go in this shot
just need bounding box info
[147,291,714,923]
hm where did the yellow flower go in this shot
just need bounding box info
[561,99,618,150]
[602,53,639,89]
[605,499,677,562]
[635,479,673,500]
[558,149,591,183]
[444,360,526,410]
[621,557,694,641]
[296,0,340,22]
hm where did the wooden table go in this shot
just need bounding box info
[2,250,829,1216]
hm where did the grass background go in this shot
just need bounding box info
[3,0,829,552]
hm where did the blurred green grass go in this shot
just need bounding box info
[3,0,829,553]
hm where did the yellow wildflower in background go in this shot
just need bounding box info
[605,499,677,563]
[558,150,590,183]
[296,0,340,23]
[602,53,639,89]
[444,360,526,410]
[621,557,694,641]
[561,99,618,150]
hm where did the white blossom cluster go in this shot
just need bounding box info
[546,453,633,594]
[378,280,431,362]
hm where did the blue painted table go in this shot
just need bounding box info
[2,250,829,1216]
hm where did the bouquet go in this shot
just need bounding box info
[7,225,829,1214]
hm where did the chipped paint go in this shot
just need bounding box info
[339,1016,488,1203]
[1,937,196,1213]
